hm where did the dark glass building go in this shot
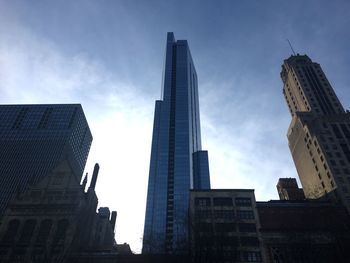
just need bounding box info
[143,33,210,254]
[0,104,92,214]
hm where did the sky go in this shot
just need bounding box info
[1,0,350,253]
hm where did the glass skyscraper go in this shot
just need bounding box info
[143,33,210,254]
[0,104,92,214]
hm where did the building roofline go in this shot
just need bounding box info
[190,189,255,192]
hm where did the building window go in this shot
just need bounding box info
[213,209,234,220]
[215,223,236,233]
[38,107,53,129]
[2,219,20,243]
[238,223,256,232]
[213,198,233,207]
[198,222,212,232]
[19,219,37,244]
[219,236,239,247]
[53,219,69,245]
[237,210,255,220]
[235,197,252,207]
[331,124,343,139]
[242,251,262,262]
[12,107,29,129]
[195,209,211,220]
[36,219,53,244]
[195,198,211,207]
[240,236,259,247]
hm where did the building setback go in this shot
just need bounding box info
[281,55,350,210]
[143,33,210,254]
[0,104,92,215]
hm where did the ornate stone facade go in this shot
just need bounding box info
[0,160,116,262]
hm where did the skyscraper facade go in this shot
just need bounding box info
[143,33,210,254]
[0,104,92,214]
[281,54,350,210]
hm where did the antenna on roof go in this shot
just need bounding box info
[286,39,296,55]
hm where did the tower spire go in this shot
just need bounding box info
[90,163,99,190]
[82,172,88,190]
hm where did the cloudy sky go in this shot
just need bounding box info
[1,0,350,252]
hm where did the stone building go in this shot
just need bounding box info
[281,54,350,210]
[257,199,350,262]
[0,161,116,262]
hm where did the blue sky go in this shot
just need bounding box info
[1,0,350,252]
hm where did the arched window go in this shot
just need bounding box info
[18,219,37,244]
[2,219,20,243]
[53,219,69,245]
[36,219,53,244]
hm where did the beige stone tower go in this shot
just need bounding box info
[281,54,350,210]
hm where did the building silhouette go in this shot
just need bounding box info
[281,55,350,210]
[0,104,92,215]
[143,33,210,254]
[0,161,117,262]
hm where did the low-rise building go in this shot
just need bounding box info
[257,199,350,262]
[189,189,265,263]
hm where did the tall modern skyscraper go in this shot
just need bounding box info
[281,54,350,210]
[0,104,92,214]
[143,33,210,254]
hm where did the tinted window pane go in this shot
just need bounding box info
[213,198,233,206]
[238,223,256,232]
[235,197,252,207]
